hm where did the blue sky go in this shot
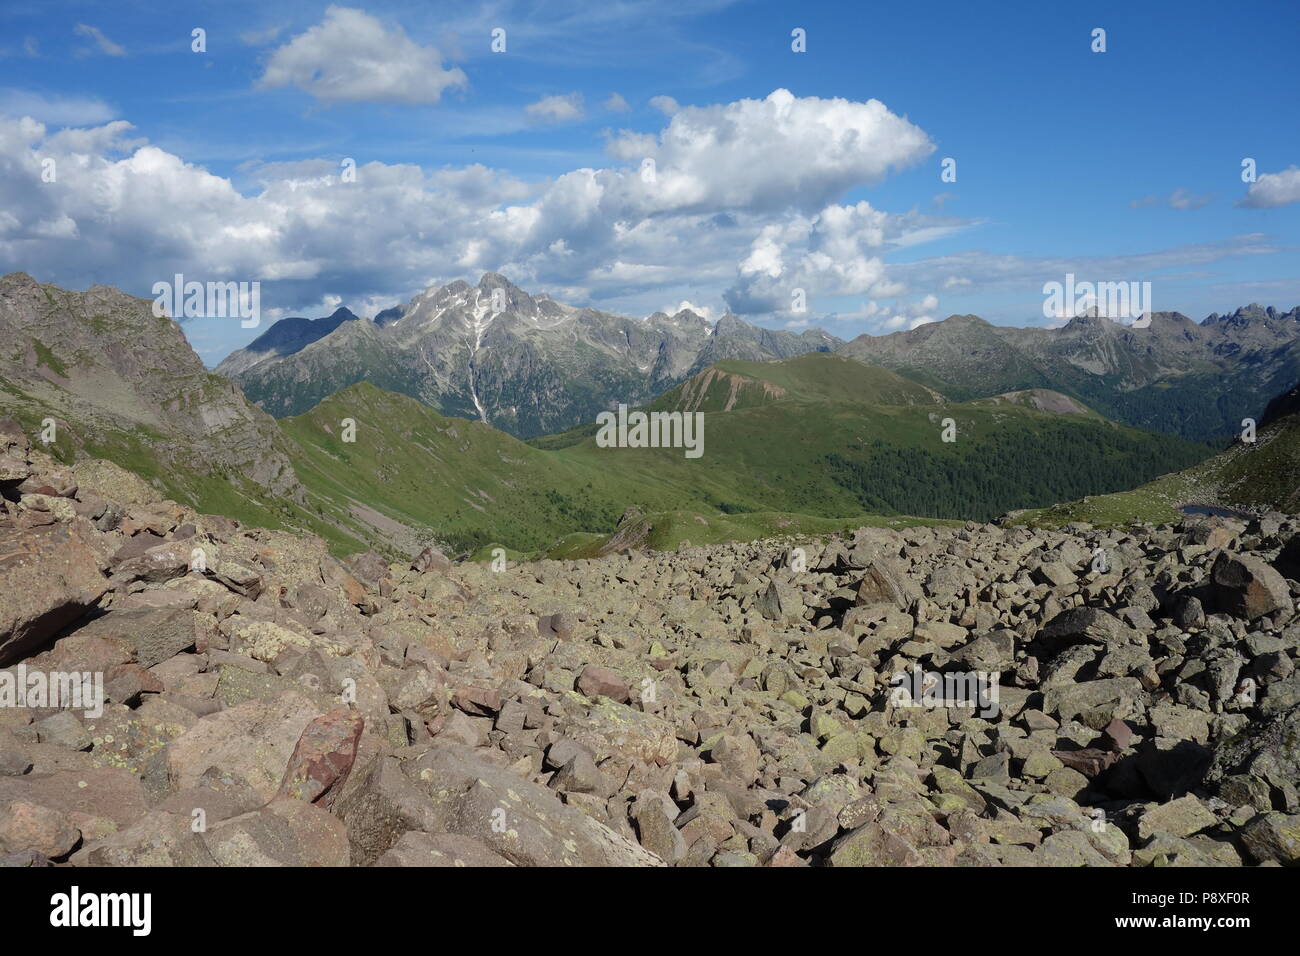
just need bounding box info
[1,0,1297,363]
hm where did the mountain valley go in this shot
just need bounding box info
[2,273,1228,561]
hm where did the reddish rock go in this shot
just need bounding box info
[104,663,165,705]
[1102,718,1134,751]
[537,612,575,640]
[276,706,365,810]
[164,691,322,801]
[374,830,514,867]
[109,533,164,565]
[1051,748,1116,778]
[0,768,147,842]
[16,470,77,498]
[0,519,107,665]
[343,551,391,590]
[31,632,134,674]
[203,798,349,866]
[0,799,80,858]
[452,684,502,716]
[64,607,202,668]
[321,559,369,609]
[710,733,761,785]
[766,845,807,867]
[1212,552,1291,620]
[577,664,631,703]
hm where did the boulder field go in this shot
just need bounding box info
[2,419,1298,867]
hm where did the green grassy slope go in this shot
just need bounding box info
[280,382,632,555]
[273,354,1213,556]
[1016,414,1298,528]
[545,392,1210,523]
[540,509,963,561]
[8,333,1219,556]
[655,353,942,410]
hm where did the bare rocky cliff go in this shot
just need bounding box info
[0,272,302,503]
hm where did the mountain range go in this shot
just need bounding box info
[840,305,1300,441]
[220,274,1300,444]
[7,270,1300,561]
[0,271,1214,557]
[218,273,839,438]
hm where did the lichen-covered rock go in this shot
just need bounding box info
[158,691,323,801]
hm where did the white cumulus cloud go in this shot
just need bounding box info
[1239,165,1300,208]
[0,89,952,356]
[258,6,466,105]
[606,89,933,215]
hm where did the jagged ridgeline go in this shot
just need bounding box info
[221,273,1300,446]
[838,307,1300,441]
[218,273,841,439]
[0,272,1269,559]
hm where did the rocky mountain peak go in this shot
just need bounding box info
[712,313,746,334]
[657,308,710,332]
[1061,312,1106,330]
[1204,303,1296,328]
[0,271,40,290]
[476,271,516,292]
[218,277,839,437]
[942,313,992,326]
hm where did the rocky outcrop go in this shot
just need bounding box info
[0,272,302,502]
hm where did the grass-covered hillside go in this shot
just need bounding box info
[1016,392,1300,528]
[0,275,1219,558]
[278,354,1213,556]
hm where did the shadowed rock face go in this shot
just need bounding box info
[4,435,1300,868]
[0,272,302,502]
[0,519,108,666]
[218,273,841,438]
[214,308,359,377]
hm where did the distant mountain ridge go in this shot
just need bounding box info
[218,273,841,438]
[838,305,1300,440]
[222,276,1300,442]
[0,274,1216,560]
[215,306,359,376]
